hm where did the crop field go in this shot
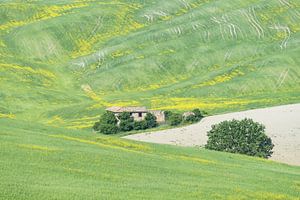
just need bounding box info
[0,0,300,199]
[1,118,300,199]
[0,0,299,129]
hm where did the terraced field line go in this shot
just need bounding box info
[277,68,290,88]
[211,17,225,40]
[251,7,264,37]
[179,0,191,9]
[222,15,238,39]
[89,17,103,38]
[271,24,291,49]
[224,50,232,61]
[279,0,291,7]
[242,9,263,38]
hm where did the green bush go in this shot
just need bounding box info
[99,123,119,135]
[93,122,101,131]
[184,114,198,123]
[164,110,173,121]
[145,113,157,128]
[184,109,204,123]
[100,111,118,125]
[93,111,119,134]
[119,120,134,132]
[192,109,204,119]
[133,121,148,130]
[205,118,274,158]
[119,112,133,121]
[169,113,182,126]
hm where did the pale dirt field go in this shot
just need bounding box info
[124,104,300,166]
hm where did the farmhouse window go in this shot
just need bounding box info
[138,113,142,117]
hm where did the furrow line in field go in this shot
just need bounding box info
[250,7,265,38]
[279,0,292,7]
[241,10,262,38]
[277,68,290,88]
[179,0,192,9]
[270,24,291,49]
[222,15,238,39]
[211,17,225,40]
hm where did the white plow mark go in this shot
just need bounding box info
[170,26,183,35]
[270,24,291,49]
[211,15,241,40]
[153,11,168,17]
[279,0,300,19]
[192,23,200,31]
[222,15,239,39]
[89,17,103,38]
[224,51,232,61]
[211,17,225,40]
[199,24,210,42]
[144,14,153,22]
[96,51,106,65]
[192,23,210,42]
[250,7,264,37]
[241,8,264,38]
[177,27,182,35]
[277,68,289,88]
[73,60,86,69]
[179,0,192,9]
[278,0,292,7]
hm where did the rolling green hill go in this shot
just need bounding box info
[1,0,300,199]
[1,118,300,200]
[0,0,299,128]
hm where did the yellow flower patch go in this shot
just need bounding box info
[97,137,151,152]
[18,144,60,152]
[151,97,258,111]
[193,69,245,88]
[47,115,65,126]
[49,134,149,154]
[71,3,144,58]
[0,113,16,119]
[162,153,215,164]
[0,3,88,32]
[0,63,56,79]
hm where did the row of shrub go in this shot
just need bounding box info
[165,108,204,126]
[93,111,157,135]
[93,108,205,135]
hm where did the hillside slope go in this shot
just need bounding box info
[0,0,300,128]
[1,118,300,200]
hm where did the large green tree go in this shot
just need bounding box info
[205,118,274,158]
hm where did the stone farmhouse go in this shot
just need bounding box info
[106,106,165,123]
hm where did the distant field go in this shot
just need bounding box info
[0,118,299,200]
[0,0,299,129]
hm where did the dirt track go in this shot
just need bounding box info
[124,104,300,166]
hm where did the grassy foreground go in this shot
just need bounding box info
[0,118,299,200]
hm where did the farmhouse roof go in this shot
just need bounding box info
[183,111,195,117]
[106,106,148,113]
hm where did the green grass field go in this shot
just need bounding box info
[1,0,300,128]
[1,0,300,199]
[1,118,300,200]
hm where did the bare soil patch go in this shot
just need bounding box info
[124,104,300,166]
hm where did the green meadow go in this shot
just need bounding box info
[1,118,300,199]
[1,0,300,127]
[0,0,300,199]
